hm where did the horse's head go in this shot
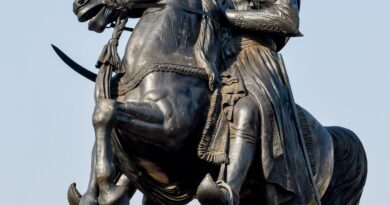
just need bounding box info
[73,0,119,33]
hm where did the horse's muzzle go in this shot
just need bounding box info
[73,0,105,22]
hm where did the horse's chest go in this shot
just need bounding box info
[123,7,200,68]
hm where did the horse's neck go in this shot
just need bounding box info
[117,0,208,94]
[156,0,202,10]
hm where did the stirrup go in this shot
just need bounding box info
[197,174,234,205]
[216,180,234,203]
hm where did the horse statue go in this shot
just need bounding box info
[53,0,367,204]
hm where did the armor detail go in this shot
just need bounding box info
[225,3,301,36]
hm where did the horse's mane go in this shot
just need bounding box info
[194,0,221,90]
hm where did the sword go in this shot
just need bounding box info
[51,44,97,82]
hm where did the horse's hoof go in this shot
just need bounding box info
[98,185,129,205]
[80,191,98,205]
[68,183,81,205]
[196,174,235,205]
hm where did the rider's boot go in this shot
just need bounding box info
[198,97,258,205]
[197,132,257,205]
[225,136,257,205]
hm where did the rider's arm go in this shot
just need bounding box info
[224,0,302,36]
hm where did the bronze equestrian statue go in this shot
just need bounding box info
[53,0,367,204]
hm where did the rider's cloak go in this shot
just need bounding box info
[198,35,315,204]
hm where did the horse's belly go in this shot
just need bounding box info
[114,132,213,204]
[117,133,212,189]
[130,146,208,185]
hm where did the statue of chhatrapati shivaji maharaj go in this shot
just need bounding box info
[53,0,367,204]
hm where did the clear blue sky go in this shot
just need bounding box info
[0,1,389,204]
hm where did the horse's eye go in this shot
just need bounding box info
[75,0,88,7]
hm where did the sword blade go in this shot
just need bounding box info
[51,44,97,82]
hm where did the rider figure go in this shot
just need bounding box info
[198,0,316,204]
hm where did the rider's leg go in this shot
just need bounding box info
[197,96,259,205]
[226,96,259,201]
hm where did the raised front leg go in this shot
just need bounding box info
[80,143,99,205]
[77,142,136,205]
[92,96,191,204]
[93,72,209,204]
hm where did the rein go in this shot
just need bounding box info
[127,2,214,18]
[95,14,128,100]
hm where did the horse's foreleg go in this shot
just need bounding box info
[92,97,189,203]
[79,142,135,205]
[96,97,189,151]
[79,143,99,205]
[92,99,131,205]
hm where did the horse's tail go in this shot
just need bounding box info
[322,126,367,205]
